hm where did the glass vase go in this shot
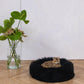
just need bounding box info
[7,40,21,69]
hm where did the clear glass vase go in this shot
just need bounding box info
[7,40,21,69]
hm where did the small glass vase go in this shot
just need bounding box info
[7,40,21,69]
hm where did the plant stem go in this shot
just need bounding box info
[8,39,12,47]
[17,20,21,28]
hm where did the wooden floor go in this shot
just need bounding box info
[0,60,84,84]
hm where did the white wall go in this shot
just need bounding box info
[0,0,84,60]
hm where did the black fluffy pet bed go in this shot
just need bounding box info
[29,57,75,83]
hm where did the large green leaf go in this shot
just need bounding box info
[0,35,6,40]
[20,10,27,20]
[3,19,11,33]
[10,17,15,25]
[7,31,22,40]
[11,11,20,19]
[0,26,4,34]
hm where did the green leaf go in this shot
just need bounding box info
[23,20,29,24]
[0,26,4,34]
[0,35,6,40]
[7,31,22,40]
[20,10,29,24]
[3,19,11,33]
[20,10,26,20]
[11,11,20,19]
[10,17,15,25]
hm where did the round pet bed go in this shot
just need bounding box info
[29,57,75,83]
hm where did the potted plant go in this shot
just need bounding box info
[0,10,29,69]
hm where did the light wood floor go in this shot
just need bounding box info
[0,60,84,84]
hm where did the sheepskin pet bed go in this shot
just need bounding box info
[29,57,75,83]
